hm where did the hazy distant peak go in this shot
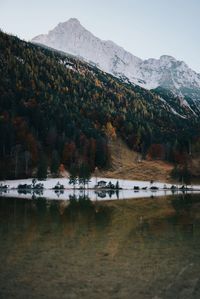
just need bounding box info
[57,18,82,29]
[65,18,81,25]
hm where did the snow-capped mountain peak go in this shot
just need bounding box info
[63,17,80,25]
[31,19,142,78]
[32,18,200,109]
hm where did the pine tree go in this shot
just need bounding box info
[69,164,78,190]
[51,150,60,175]
[78,163,91,189]
[37,152,47,179]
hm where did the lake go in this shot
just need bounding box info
[0,194,200,299]
[2,176,200,201]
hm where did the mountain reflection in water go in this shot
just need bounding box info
[0,194,200,299]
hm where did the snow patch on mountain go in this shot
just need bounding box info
[159,97,187,119]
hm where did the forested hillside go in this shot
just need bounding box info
[0,31,199,179]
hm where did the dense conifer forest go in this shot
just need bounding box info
[0,31,199,179]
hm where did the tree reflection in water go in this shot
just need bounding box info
[0,194,200,299]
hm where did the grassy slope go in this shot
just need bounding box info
[98,138,173,182]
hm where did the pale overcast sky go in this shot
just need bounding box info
[0,0,200,72]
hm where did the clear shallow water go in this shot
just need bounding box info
[0,194,200,299]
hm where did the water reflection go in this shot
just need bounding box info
[1,186,200,201]
[0,194,200,299]
[95,189,119,199]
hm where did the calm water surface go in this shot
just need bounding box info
[0,194,200,299]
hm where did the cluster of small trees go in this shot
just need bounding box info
[69,163,91,189]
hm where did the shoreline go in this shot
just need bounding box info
[1,176,200,189]
[1,177,200,201]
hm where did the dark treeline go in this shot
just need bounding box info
[0,31,199,179]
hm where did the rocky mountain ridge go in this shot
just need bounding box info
[32,18,200,111]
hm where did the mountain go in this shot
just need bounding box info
[1,31,199,179]
[32,18,142,80]
[32,18,200,112]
